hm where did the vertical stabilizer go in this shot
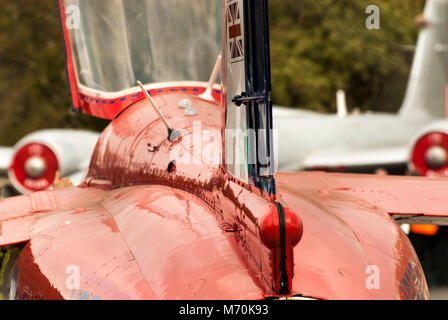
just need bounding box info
[222,0,275,195]
[400,0,448,119]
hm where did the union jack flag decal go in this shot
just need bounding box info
[227,0,244,62]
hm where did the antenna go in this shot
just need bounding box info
[336,89,348,117]
[199,54,222,101]
[136,81,181,142]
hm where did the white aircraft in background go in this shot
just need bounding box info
[0,129,99,196]
[275,0,448,175]
[0,0,445,198]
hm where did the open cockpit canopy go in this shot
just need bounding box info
[59,0,222,118]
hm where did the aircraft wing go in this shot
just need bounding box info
[0,147,13,173]
[0,187,106,246]
[301,145,409,171]
[276,171,448,225]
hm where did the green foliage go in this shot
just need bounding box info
[269,0,426,112]
[0,0,107,145]
[0,0,426,145]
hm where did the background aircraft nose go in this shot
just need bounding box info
[24,156,47,178]
[425,146,448,169]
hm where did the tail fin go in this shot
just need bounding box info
[400,0,448,119]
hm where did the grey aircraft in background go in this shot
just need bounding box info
[274,0,448,176]
[0,0,446,199]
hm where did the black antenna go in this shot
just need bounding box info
[137,81,181,142]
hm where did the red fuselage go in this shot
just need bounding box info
[0,89,427,300]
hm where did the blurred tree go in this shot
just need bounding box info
[0,0,107,146]
[0,0,427,146]
[269,0,426,113]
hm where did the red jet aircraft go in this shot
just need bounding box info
[1,0,448,300]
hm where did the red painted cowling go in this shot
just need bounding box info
[0,89,433,300]
[85,91,223,189]
[73,90,429,299]
[3,0,438,300]
[275,172,428,300]
[2,182,426,299]
[82,90,308,295]
[13,186,266,300]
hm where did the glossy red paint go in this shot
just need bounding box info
[0,187,105,246]
[275,172,429,299]
[3,0,447,300]
[1,90,444,299]
[278,171,448,218]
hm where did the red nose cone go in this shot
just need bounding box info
[259,204,303,249]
